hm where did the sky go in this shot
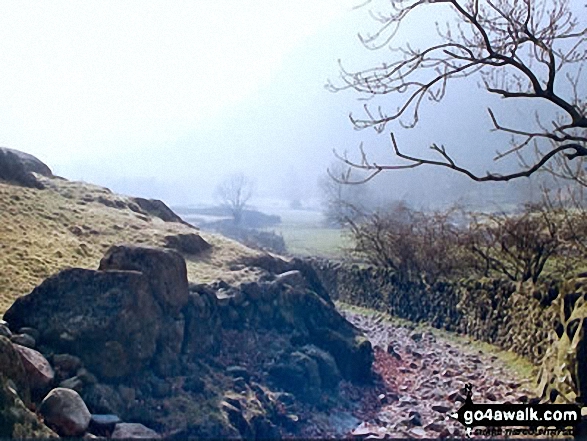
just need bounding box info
[0,1,560,208]
[0,1,363,205]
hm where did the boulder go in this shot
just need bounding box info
[131,197,192,226]
[13,345,54,395]
[164,233,211,255]
[0,336,30,406]
[99,245,188,316]
[111,422,161,439]
[39,387,91,437]
[0,148,45,189]
[4,268,161,379]
[0,147,53,177]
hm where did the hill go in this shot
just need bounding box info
[0,173,262,315]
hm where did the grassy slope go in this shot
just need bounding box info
[0,176,262,315]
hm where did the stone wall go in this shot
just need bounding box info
[309,258,587,404]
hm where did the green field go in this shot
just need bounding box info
[259,208,350,258]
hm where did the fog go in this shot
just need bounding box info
[0,1,551,209]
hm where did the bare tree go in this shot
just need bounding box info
[347,202,473,282]
[328,0,587,184]
[215,173,255,227]
[466,203,563,282]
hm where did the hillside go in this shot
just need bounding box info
[0,174,262,314]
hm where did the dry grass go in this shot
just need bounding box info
[0,176,263,315]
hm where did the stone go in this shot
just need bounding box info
[408,427,428,438]
[59,376,84,392]
[111,423,161,439]
[386,345,402,360]
[0,324,12,338]
[98,245,188,316]
[10,334,35,348]
[82,383,124,415]
[13,344,54,395]
[268,351,322,402]
[88,414,121,436]
[431,404,452,413]
[39,387,91,437]
[0,148,48,189]
[301,344,342,389]
[164,233,211,255]
[18,327,40,341]
[130,197,190,225]
[4,267,162,379]
[53,354,82,380]
[0,336,30,406]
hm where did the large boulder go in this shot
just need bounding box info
[0,148,46,189]
[4,268,162,379]
[99,245,189,316]
[0,147,53,177]
[39,387,91,437]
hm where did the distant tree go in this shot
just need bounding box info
[328,0,587,184]
[215,173,255,227]
[319,163,372,226]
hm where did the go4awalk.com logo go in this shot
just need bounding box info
[451,384,580,438]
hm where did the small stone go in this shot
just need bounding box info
[60,376,84,392]
[408,427,427,438]
[77,368,97,385]
[89,414,121,436]
[386,345,401,360]
[408,411,422,426]
[18,327,40,341]
[426,422,445,432]
[409,362,419,369]
[410,332,423,342]
[486,392,497,401]
[432,404,452,413]
[11,333,36,348]
[39,387,91,436]
[111,423,161,439]
[518,394,529,403]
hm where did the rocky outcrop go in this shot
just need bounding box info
[0,148,47,189]
[131,197,192,226]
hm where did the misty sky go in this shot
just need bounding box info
[0,1,553,207]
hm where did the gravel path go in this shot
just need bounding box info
[339,309,540,439]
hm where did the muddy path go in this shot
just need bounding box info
[304,307,541,439]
